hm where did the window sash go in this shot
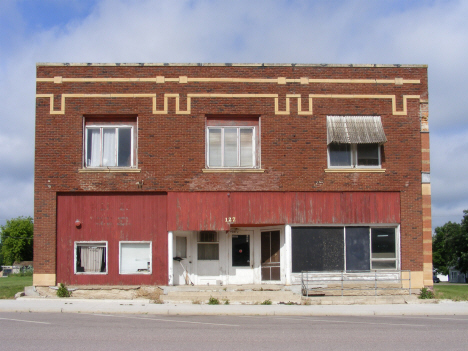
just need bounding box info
[207,127,255,168]
[328,143,381,168]
[86,126,133,167]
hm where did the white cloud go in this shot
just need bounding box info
[0,0,467,229]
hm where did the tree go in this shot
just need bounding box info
[433,210,468,275]
[0,216,33,265]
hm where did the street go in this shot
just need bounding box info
[1,312,467,350]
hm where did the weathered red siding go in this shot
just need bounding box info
[56,193,167,285]
[167,191,400,231]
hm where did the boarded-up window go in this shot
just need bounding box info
[292,227,344,272]
[345,227,370,271]
[119,242,151,274]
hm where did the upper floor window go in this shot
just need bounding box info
[327,116,386,169]
[84,117,137,168]
[206,116,260,169]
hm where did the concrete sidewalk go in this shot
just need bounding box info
[1,297,468,316]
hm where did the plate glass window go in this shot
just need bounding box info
[371,228,396,269]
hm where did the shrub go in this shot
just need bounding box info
[208,296,220,305]
[56,283,71,298]
[419,287,435,299]
[261,299,272,305]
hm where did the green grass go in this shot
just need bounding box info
[0,275,33,299]
[433,283,468,301]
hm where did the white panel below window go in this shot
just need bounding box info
[120,242,151,274]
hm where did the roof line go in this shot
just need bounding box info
[36,62,428,68]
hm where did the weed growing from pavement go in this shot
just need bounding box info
[56,283,71,298]
[208,296,220,305]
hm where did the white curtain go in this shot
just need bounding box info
[81,247,103,272]
[102,128,116,166]
[224,128,237,167]
[208,129,222,167]
[240,129,253,167]
[88,129,101,167]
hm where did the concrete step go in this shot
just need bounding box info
[161,290,300,304]
[303,289,411,296]
[302,295,428,305]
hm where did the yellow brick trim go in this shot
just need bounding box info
[37,93,421,116]
[33,273,56,286]
[309,94,420,116]
[402,271,424,289]
[422,184,431,196]
[37,76,421,85]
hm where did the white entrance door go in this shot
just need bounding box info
[228,230,254,284]
[173,234,192,285]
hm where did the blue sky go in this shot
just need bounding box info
[0,0,467,230]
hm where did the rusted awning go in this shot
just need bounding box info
[327,116,387,144]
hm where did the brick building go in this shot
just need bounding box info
[34,63,432,289]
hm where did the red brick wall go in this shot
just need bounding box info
[35,64,428,276]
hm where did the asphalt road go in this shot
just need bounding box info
[1,312,467,351]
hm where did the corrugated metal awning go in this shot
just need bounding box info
[327,116,387,144]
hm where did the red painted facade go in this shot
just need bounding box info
[56,193,167,285]
[167,191,400,231]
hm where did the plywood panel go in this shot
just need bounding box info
[292,227,344,272]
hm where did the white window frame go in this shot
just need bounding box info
[74,241,108,275]
[206,126,257,168]
[119,241,152,275]
[370,227,399,270]
[342,226,399,271]
[327,143,382,169]
[85,124,134,168]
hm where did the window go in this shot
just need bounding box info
[371,228,397,269]
[206,116,259,169]
[291,226,398,272]
[119,242,151,274]
[328,143,381,168]
[198,231,219,260]
[84,117,137,168]
[75,242,107,274]
[175,236,187,259]
[327,116,386,169]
